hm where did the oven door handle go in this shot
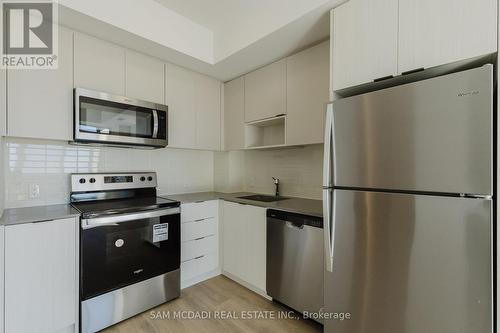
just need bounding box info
[81,207,180,229]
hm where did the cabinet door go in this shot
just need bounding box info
[286,41,330,145]
[244,59,286,122]
[224,77,245,150]
[125,50,165,104]
[398,0,497,73]
[244,205,267,292]
[74,33,125,95]
[222,201,247,279]
[166,64,196,148]
[7,28,73,141]
[195,73,221,150]
[331,0,398,91]
[0,68,5,136]
[5,218,77,333]
[0,226,4,333]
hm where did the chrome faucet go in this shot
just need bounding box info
[272,177,280,197]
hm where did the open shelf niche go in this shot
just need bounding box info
[244,115,286,149]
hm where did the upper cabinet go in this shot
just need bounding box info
[7,28,74,141]
[224,77,245,151]
[331,0,498,91]
[74,33,126,95]
[166,64,222,150]
[244,59,286,123]
[125,51,165,104]
[166,64,197,149]
[195,74,221,151]
[398,0,498,73]
[331,0,399,90]
[286,41,330,145]
[0,68,6,137]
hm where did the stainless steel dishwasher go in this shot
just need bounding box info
[266,209,324,318]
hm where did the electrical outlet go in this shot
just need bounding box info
[29,184,40,199]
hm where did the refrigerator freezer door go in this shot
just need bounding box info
[331,65,493,195]
[324,190,492,333]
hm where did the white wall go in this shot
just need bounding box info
[3,138,214,208]
[214,144,323,200]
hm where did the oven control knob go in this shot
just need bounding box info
[147,176,153,181]
[79,178,86,184]
[140,176,146,181]
[89,178,96,183]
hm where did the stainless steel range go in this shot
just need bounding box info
[70,172,181,333]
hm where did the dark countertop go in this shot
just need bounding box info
[0,204,81,226]
[163,191,323,218]
[0,191,322,226]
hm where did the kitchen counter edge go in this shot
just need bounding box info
[0,204,81,226]
[162,192,323,218]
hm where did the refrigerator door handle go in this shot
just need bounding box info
[323,104,334,188]
[323,189,335,272]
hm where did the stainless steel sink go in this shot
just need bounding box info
[237,195,289,202]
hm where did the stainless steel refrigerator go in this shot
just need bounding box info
[323,65,494,333]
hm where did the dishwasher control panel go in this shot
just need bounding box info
[266,209,323,228]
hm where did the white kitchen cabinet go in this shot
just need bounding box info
[125,50,165,104]
[244,59,286,123]
[74,33,125,95]
[181,200,218,222]
[224,77,245,150]
[180,200,220,288]
[166,64,222,150]
[7,28,74,141]
[221,201,246,280]
[0,226,4,333]
[5,218,78,333]
[0,69,6,136]
[286,41,330,145]
[398,0,497,73]
[222,201,266,294]
[244,204,267,292]
[331,0,399,90]
[195,73,221,150]
[166,64,196,148]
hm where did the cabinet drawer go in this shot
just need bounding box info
[181,253,218,281]
[181,218,217,242]
[181,200,218,223]
[181,235,217,262]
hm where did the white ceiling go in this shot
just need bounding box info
[154,0,336,61]
[59,0,346,81]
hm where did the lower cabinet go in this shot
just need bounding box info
[4,218,78,333]
[222,201,266,294]
[180,200,220,288]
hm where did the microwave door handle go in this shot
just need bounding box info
[152,110,159,138]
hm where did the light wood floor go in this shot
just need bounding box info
[103,275,323,333]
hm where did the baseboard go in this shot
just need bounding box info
[181,268,222,289]
[221,271,272,301]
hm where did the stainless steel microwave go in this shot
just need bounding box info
[73,88,168,148]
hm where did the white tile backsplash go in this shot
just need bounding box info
[214,144,323,200]
[3,138,214,208]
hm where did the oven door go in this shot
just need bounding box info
[74,88,168,148]
[80,207,180,300]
